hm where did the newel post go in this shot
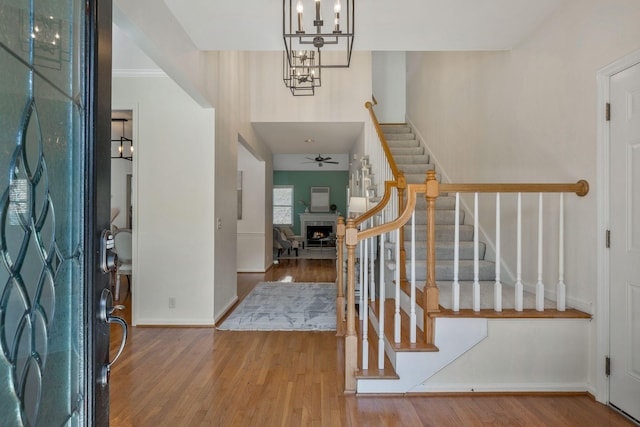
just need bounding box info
[336,216,346,336]
[344,218,358,393]
[424,170,440,344]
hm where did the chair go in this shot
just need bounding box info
[273,227,296,257]
[113,228,132,301]
[279,226,305,249]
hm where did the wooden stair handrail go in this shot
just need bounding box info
[440,180,589,196]
[365,101,400,179]
[354,180,398,227]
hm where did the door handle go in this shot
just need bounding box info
[98,288,128,386]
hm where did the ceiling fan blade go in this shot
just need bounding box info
[305,157,317,161]
[324,161,339,164]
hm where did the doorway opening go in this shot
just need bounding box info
[111,110,134,303]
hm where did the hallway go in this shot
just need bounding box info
[109,260,632,426]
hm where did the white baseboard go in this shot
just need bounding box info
[237,268,267,273]
[135,318,216,326]
[409,382,590,394]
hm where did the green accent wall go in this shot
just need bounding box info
[273,171,349,235]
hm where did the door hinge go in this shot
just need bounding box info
[606,229,611,248]
[605,356,611,376]
[606,102,611,121]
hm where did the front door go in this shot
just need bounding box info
[0,1,115,425]
[609,60,640,422]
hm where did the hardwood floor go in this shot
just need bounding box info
[109,260,632,426]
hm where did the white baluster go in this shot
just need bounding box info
[473,192,480,312]
[536,193,545,311]
[394,228,401,343]
[362,235,369,369]
[494,193,502,312]
[410,211,416,343]
[515,192,524,311]
[359,239,363,319]
[378,216,385,370]
[369,217,376,303]
[452,192,460,312]
[557,193,566,311]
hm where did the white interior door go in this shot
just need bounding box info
[609,61,640,422]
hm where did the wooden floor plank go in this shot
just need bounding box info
[110,260,632,426]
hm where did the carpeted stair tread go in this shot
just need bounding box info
[394,154,430,164]
[381,125,412,134]
[411,209,465,225]
[414,195,456,210]
[404,170,436,183]
[409,260,496,282]
[397,163,433,174]
[384,132,416,141]
[403,240,486,260]
[389,146,424,156]
[388,139,421,149]
[405,224,475,241]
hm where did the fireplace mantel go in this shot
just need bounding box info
[299,213,339,245]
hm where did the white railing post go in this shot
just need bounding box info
[494,193,502,312]
[557,193,566,311]
[378,214,386,370]
[362,235,369,369]
[515,192,524,311]
[369,217,376,303]
[452,192,460,312]
[358,238,364,319]
[394,228,401,343]
[536,193,545,311]
[410,211,416,343]
[473,192,480,312]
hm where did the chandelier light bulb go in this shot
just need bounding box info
[334,0,341,13]
[296,0,304,32]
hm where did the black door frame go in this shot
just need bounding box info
[85,0,113,424]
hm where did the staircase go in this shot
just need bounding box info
[350,123,592,395]
[382,124,496,282]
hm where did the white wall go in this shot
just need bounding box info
[416,319,590,393]
[405,0,640,395]
[112,76,215,325]
[211,51,275,315]
[237,143,267,272]
[250,51,372,123]
[372,51,406,123]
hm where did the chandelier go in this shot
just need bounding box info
[283,0,354,70]
[283,50,322,96]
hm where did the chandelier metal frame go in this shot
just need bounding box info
[283,0,354,70]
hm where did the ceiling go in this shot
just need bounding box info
[113,0,567,156]
[252,122,363,154]
[162,0,565,51]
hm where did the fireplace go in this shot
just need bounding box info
[306,225,334,246]
[299,212,339,247]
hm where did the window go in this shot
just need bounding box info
[273,185,294,225]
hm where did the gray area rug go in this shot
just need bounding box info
[218,282,336,331]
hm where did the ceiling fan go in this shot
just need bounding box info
[303,154,339,167]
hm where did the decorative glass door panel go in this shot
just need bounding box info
[1,0,89,425]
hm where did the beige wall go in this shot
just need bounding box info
[112,76,215,325]
[406,0,640,394]
[250,51,372,123]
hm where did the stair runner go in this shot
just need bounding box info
[381,124,496,283]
